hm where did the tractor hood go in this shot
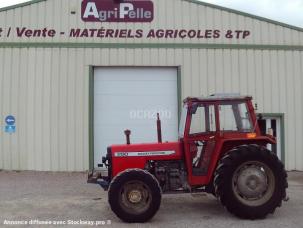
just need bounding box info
[110,141,182,157]
[109,141,183,176]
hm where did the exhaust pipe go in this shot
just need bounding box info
[124,129,131,145]
[157,113,162,143]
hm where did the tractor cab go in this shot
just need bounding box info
[178,95,273,185]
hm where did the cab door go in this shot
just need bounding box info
[183,103,218,184]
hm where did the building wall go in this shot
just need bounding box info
[0,0,303,45]
[0,0,303,171]
[0,47,302,171]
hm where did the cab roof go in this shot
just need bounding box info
[184,94,252,103]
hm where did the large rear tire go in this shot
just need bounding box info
[108,169,162,223]
[214,144,288,219]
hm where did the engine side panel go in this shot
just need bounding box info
[151,160,188,192]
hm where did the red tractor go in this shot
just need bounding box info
[88,95,288,223]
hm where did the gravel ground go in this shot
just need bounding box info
[0,171,302,228]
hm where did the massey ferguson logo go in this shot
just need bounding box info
[81,0,154,22]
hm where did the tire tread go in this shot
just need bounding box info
[214,144,288,219]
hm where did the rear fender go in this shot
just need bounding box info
[220,136,276,155]
[205,137,276,185]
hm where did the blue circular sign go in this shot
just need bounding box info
[5,115,15,126]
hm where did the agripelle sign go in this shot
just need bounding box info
[81,0,154,23]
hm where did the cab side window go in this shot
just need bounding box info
[190,104,216,135]
[219,105,237,131]
[219,102,253,132]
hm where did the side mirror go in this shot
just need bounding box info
[190,103,198,114]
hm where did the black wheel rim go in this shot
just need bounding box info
[119,180,152,215]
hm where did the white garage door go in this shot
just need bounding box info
[94,67,179,168]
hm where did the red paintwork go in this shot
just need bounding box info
[108,96,277,187]
[111,142,183,177]
[184,136,275,185]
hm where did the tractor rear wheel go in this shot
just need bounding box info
[108,169,162,223]
[214,144,287,219]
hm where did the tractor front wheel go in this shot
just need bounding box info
[214,145,288,219]
[108,169,162,223]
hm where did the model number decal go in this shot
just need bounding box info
[115,152,129,157]
[114,151,175,157]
